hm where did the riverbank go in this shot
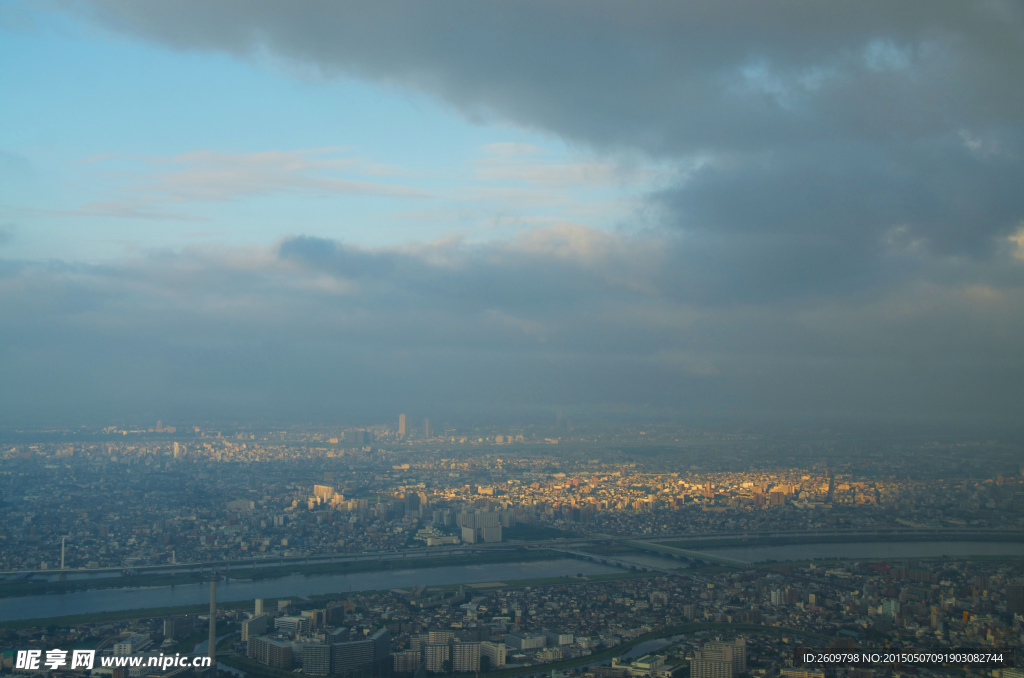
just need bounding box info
[0,549,558,599]
[664,530,1024,551]
[588,537,1024,565]
[0,570,640,630]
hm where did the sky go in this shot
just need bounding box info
[1,1,1023,429]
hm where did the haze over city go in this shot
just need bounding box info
[3,6,1024,678]
[2,1,1023,429]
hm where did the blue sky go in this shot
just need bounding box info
[1,2,661,262]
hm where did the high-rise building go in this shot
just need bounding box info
[1007,580,1024,614]
[313,485,335,500]
[241,614,268,642]
[480,642,506,667]
[457,510,502,543]
[690,654,733,678]
[249,636,293,669]
[330,627,389,677]
[331,638,375,676]
[714,638,746,673]
[427,630,454,644]
[301,643,331,676]
[452,642,481,672]
[423,418,431,439]
[163,616,194,640]
[462,526,477,544]
[398,414,407,438]
[692,639,746,678]
[423,644,450,673]
[393,650,421,675]
[370,627,390,662]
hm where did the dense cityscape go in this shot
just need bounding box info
[1,420,1022,678]
[6,3,1024,678]
[1,420,1022,572]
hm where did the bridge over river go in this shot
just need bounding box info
[3,526,1020,578]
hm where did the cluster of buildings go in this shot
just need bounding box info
[242,601,389,676]
[211,554,1024,675]
[1,429,1021,573]
[5,554,1022,678]
[230,552,1024,675]
[1,421,1023,678]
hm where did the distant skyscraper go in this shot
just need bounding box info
[423,418,431,439]
[691,639,746,678]
[398,413,406,438]
[1007,580,1024,614]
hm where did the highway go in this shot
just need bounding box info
[2,526,1021,578]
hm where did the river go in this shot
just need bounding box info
[604,540,1024,570]
[5,541,1022,623]
[703,540,1024,562]
[0,559,616,623]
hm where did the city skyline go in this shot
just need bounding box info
[2,4,1023,676]
[2,421,1021,676]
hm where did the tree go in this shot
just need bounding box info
[480,656,491,673]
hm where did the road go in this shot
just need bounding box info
[3,526,1021,578]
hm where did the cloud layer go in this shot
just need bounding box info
[2,228,1022,426]
[3,1,1022,427]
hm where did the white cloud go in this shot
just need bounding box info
[1009,225,1024,261]
[63,148,428,221]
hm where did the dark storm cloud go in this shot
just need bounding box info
[66,1,1024,152]
[653,135,1024,301]
[665,138,1024,254]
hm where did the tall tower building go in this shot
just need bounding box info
[208,578,217,673]
[1007,580,1024,614]
[423,418,431,439]
[398,414,407,438]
